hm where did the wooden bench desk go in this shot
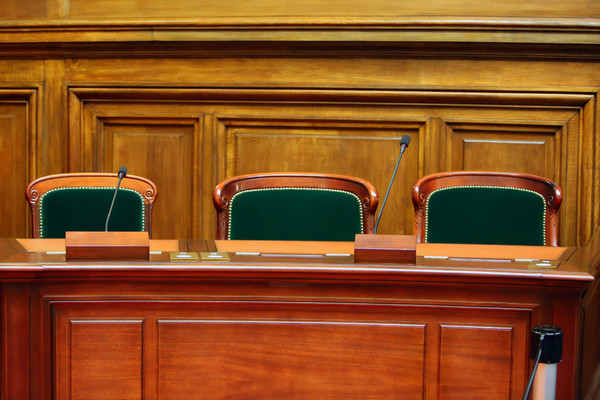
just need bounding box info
[0,238,594,400]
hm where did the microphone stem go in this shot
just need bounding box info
[105,175,124,231]
[374,146,406,234]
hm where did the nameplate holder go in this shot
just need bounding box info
[354,234,417,264]
[65,231,150,261]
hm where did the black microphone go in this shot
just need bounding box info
[374,135,410,234]
[105,166,127,231]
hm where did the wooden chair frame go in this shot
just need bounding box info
[26,173,158,238]
[213,172,379,240]
[412,171,562,246]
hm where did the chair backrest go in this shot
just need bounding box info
[412,171,562,246]
[213,172,378,241]
[26,173,158,238]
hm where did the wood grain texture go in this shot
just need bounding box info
[439,325,514,399]
[49,297,535,400]
[0,4,599,247]
[157,320,425,399]
[3,1,600,22]
[59,0,600,19]
[56,319,143,400]
[64,86,591,244]
[0,231,591,400]
[0,284,31,400]
[0,4,597,398]
[0,91,36,238]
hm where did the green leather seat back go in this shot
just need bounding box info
[39,187,146,238]
[228,188,364,241]
[425,186,547,246]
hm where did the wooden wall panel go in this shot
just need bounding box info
[0,0,47,19]
[64,87,593,244]
[447,128,557,176]
[0,91,36,238]
[60,58,600,94]
[98,121,199,239]
[0,284,32,399]
[69,94,205,238]
[222,117,423,237]
[2,0,600,19]
[0,7,599,245]
[0,104,28,237]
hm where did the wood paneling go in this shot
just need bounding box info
[50,297,533,399]
[63,0,600,19]
[0,284,31,400]
[439,325,513,399]
[62,320,143,400]
[157,320,425,399]
[222,118,423,237]
[63,87,593,243]
[0,3,598,399]
[99,121,199,239]
[0,90,36,238]
[0,232,590,399]
[1,0,600,19]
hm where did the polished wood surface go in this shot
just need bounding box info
[354,234,417,263]
[0,238,594,399]
[65,231,150,261]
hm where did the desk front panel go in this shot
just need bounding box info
[26,277,539,400]
[0,237,592,400]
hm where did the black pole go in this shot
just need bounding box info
[522,325,563,400]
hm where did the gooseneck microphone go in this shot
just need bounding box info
[374,135,411,234]
[105,166,127,231]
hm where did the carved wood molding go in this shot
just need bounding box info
[68,87,594,106]
[1,18,600,59]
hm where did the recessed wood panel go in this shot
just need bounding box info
[0,0,47,19]
[225,121,422,235]
[0,103,30,238]
[157,320,425,399]
[99,121,199,239]
[447,126,559,178]
[68,88,592,244]
[63,320,143,400]
[439,325,513,400]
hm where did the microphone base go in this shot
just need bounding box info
[65,231,150,261]
[354,234,417,264]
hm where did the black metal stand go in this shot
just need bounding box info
[522,325,563,400]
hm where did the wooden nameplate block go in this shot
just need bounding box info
[65,231,150,261]
[354,234,417,264]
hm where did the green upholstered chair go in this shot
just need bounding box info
[412,171,562,246]
[26,173,158,238]
[213,172,378,241]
